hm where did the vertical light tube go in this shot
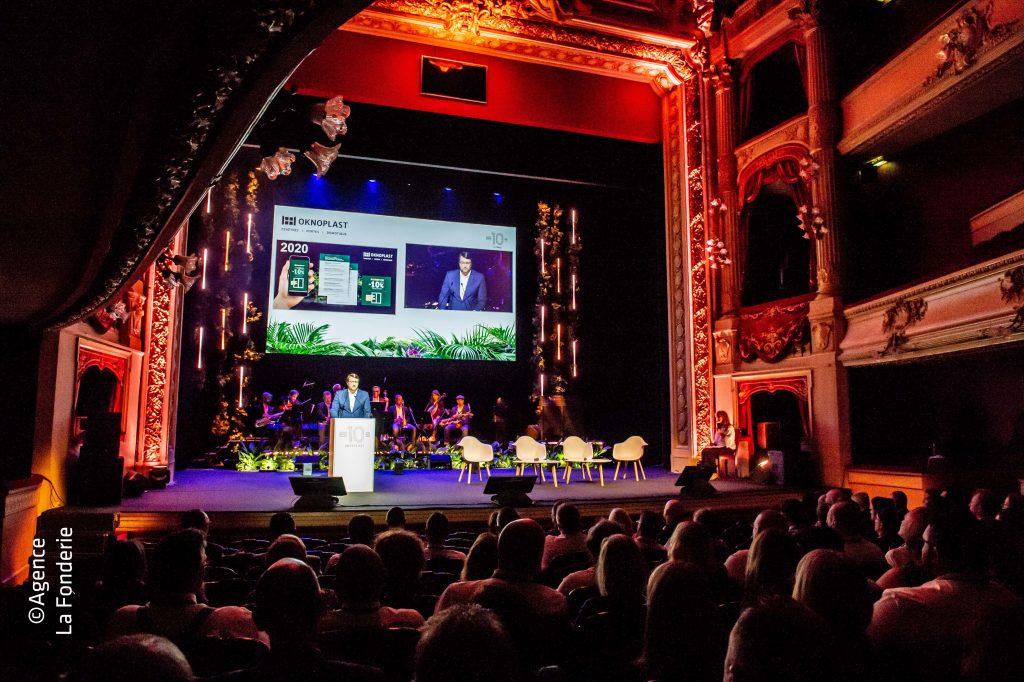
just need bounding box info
[246,213,253,255]
[556,324,562,360]
[238,366,245,408]
[540,305,545,343]
[572,340,578,377]
[242,293,248,334]
[201,248,208,290]
[220,308,227,350]
[224,231,231,271]
[571,272,577,310]
[556,258,561,294]
[540,373,545,397]
[197,327,204,369]
[540,239,546,273]
[571,209,576,245]
[206,189,212,214]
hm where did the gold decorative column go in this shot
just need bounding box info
[711,59,742,316]
[791,0,841,298]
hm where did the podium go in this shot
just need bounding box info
[329,418,376,493]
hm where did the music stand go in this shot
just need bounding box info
[289,476,346,509]
[673,465,717,498]
[483,475,538,507]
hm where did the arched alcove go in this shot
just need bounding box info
[741,182,812,307]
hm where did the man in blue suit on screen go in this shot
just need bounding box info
[330,372,372,419]
[438,251,487,311]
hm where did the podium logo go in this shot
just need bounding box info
[281,215,296,226]
[338,426,371,444]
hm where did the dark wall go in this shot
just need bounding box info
[849,345,1024,469]
[176,102,669,461]
[843,99,1024,303]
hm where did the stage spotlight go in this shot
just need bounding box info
[444,187,452,192]
[309,95,351,141]
[259,147,296,180]
[305,141,341,178]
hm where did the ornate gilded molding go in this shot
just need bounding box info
[880,297,928,356]
[665,86,691,448]
[143,276,173,466]
[354,0,698,83]
[735,115,809,173]
[999,265,1024,331]
[924,1,1020,86]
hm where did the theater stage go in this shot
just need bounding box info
[74,465,797,536]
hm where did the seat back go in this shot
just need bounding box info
[562,436,593,462]
[458,436,493,463]
[514,436,546,462]
[612,435,647,462]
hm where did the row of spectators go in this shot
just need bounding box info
[29,487,1024,680]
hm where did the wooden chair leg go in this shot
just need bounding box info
[551,465,558,488]
[458,464,466,482]
[538,464,546,483]
[598,464,605,487]
[638,461,646,480]
[614,462,621,481]
[633,462,639,482]
[465,463,473,485]
[565,466,572,484]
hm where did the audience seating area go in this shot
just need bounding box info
[4,485,1023,682]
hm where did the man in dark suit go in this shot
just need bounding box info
[330,373,372,419]
[438,251,487,311]
[386,393,418,444]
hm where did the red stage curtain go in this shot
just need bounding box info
[741,158,811,208]
[736,375,811,443]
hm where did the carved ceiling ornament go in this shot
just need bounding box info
[998,265,1024,332]
[880,297,928,356]
[925,0,1020,86]
[363,0,702,82]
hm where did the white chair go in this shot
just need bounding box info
[513,436,558,487]
[612,436,648,482]
[562,436,610,486]
[457,436,493,484]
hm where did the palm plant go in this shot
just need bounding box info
[266,321,348,355]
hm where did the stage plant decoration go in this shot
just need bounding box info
[530,202,582,415]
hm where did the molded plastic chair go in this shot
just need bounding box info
[513,436,558,486]
[457,436,493,484]
[612,436,648,482]
[561,436,609,486]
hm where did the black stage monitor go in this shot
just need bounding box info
[674,465,717,498]
[483,475,538,507]
[289,476,347,509]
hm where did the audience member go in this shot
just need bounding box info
[828,501,884,567]
[877,506,931,589]
[424,512,466,563]
[872,506,902,552]
[216,558,384,681]
[107,529,263,647]
[541,503,588,571]
[608,507,634,535]
[633,510,666,561]
[793,549,874,680]
[743,528,799,605]
[461,532,499,582]
[385,506,406,530]
[970,488,1001,523]
[661,499,688,542]
[182,508,224,561]
[320,545,424,630]
[373,529,425,609]
[496,506,520,532]
[723,509,788,584]
[891,490,908,520]
[415,604,517,682]
[68,634,192,682]
[436,519,567,618]
[557,520,625,595]
[642,561,718,682]
[93,540,148,628]
[347,514,376,546]
[869,510,1023,680]
[724,599,835,682]
[268,512,296,539]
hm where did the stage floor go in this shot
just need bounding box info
[117,465,777,512]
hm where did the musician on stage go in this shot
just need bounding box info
[422,390,446,442]
[442,394,473,445]
[387,394,418,444]
[700,410,736,471]
[331,373,372,419]
[253,392,277,429]
[315,390,332,450]
[370,385,389,411]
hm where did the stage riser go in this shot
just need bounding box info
[112,490,796,539]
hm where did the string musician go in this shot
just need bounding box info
[441,394,473,445]
[422,390,446,442]
[386,394,418,445]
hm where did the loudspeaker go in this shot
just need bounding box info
[147,466,171,489]
[122,471,147,498]
[83,413,122,457]
[674,465,717,498]
[75,454,125,506]
[289,476,346,509]
[482,475,538,507]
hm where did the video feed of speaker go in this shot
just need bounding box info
[266,205,516,361]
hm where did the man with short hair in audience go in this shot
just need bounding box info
[108,529,264,647]
[269,512,296,538]
[68,634,193,682]
[541,503,588,572]
[633,510,666,555]
[724,509,788,584]
[869,510,1023,680]
[436,518,567,619]
[423,511,467,564]
[374,529,426,610]
[828,500,884,567]
[213,558,385,682]
[496,505,520,532]
[319,545,424,630]
[325,515,377,574]
[385,506,406,530]
[182,508,224,562]
[661,499,688,543]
